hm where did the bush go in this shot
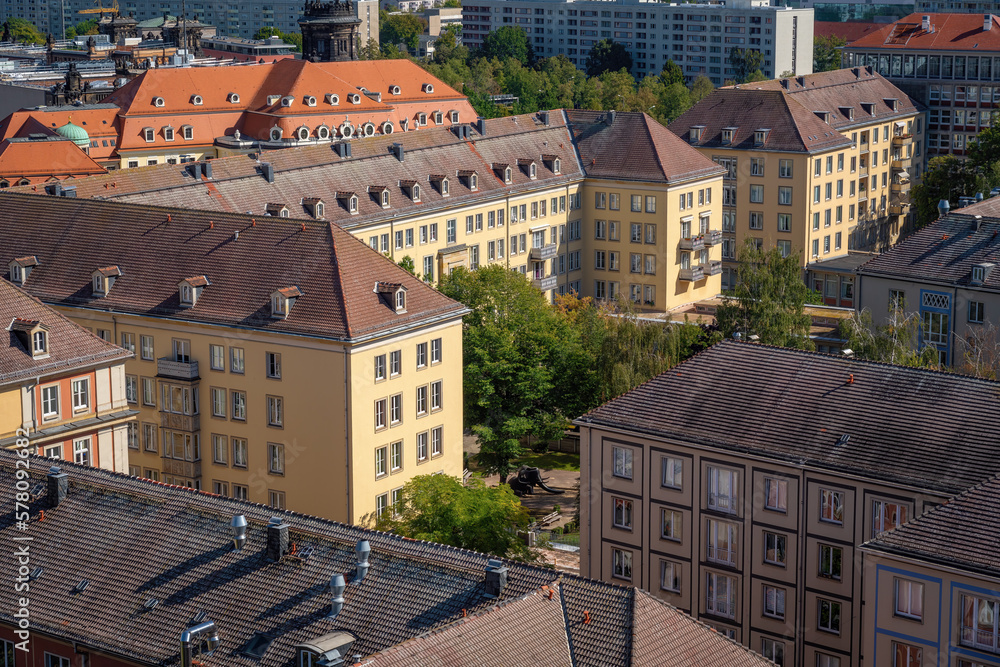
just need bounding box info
[550,526,563,535]
[552,504,561,514]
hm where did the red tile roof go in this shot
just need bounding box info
[0,105,120,162]
[847,12,1000,50]
[815,20,884,44]
[0,137,106,182]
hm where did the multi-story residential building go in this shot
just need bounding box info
[0,192,469,523]
[856,195,1000,366]
[576,339,1000,667]
[462,0,814,84]
[0,278,134,470]
[670,67,924,288]
[0,453,777,667]
[915,0,996,12]
[0,58,476,171]
[860,472,1000,667]
[843,12,1000,160]
[18,110,726,311]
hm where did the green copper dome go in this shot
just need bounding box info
[55,120,89,148]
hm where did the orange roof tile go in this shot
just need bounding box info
[848,12,1000,50]
[0,137,106,182]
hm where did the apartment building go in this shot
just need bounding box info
[0,58,475,171]
[856,196,1000,366]
[0,192,469,523]
[843,12,1000,160]
[576,340,1000,666]
[860,473,1000,667]
[670,67,923,289]
[20,110,726,312]
[0,278,133,470]
[915,0,997,12]
[462,0,814,84]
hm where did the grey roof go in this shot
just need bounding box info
[807,251,876,273]
[576,340,1000,495]
[0,452,775,667]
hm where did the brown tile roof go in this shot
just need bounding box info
[669,89,853,154]
[858,203,1000,288]
[0,278,132,386]
[814,20,884,44]
[576,340,1000,495]
[566,110,725,184]
[0,193,466,341]
[847,12,1000,51]
[745,68,924,131]
[862,473,1000,577]
[0,452,776,667]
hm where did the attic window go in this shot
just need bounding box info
[178,275,209,308]
[326,93,339,105]
[381,121,394,135]
[430,175,449,196]
[266,203,290,217]
[433,111,443,125]
[417,113,427,127]
[164,126,175,141]
[8,256,38,285]
[381,190,389,207]
[814,111,830,124]
[281,96,295,108]
[337,192,359,213]
[317,125,331,140]
[296,126,310,141]
[399,181,421,202]
[153,96,165,107]
[457,170,479,190]
[340,123,354,138]
[303,198,325,218]
[191,95,203,105]
[422,83,434,94]
[227,92,240,103]
[689,125,705,143]
[142,127,155,143]
[304,95,317,107]
[753,129,770,147]
[182,125,193,140]
[375,282,408,313]
[32,329,48,357]
[972,263,995,285]
[362,122,376,137]
[884,97,899,111]
[270,127,283,142]
[389,85,401,95]
[91,266,121,297]
[721,127,736,145]
[270,287,303,320]
[840,105,855,120]
[241,634,275,660]
[861,102,876,116]
[348,93,361,105]
[542,155,561,174]
[449,110,459,123]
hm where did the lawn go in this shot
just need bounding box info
[514,450,580,472]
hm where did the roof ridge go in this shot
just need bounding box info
[555,575,580,667]
[327,222,353,337]
[642,113,670,183]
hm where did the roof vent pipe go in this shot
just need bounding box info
[355,540,370,582]
[938,199,950,218]
[265,516,290,561]
[47,466,68,508]
[179,619,221,667]
[329,573,346,618]
[231,515,248,551]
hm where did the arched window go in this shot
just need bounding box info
[270,127,283,141]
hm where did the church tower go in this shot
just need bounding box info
[298,0,361,62]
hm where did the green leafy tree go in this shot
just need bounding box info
[813,34,846,73]
[745,69,768,83]
[911,155,999,228]
[442,0,462,7]
[688,75,714,104]
[380,11,426,50]
[367,475,535,561]
[715,238,814,349]
[3,18,44,44]
[840,306,938,367]
[252,26,301,51]
[727,47,765,84]
[967,124,1000,169]
[585,39,633,77]
[660,58,684,85]
[397,255,415,275]
[439,266,584,483]
[65,19,98,39]
[357,37,382,60]
[478,26,533,65]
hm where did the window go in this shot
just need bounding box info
[230,347,245,374]
[390,393,402,424]
[707,519,736,565]
[143,423,157,453]
[661,509,682,541]
[613,446,633,479]
[72,379,89,412]
[374,354,386,381]
[872,500,907,537]
[750,157,764,176]
[416,342,427,368]
[613,497,633,529]
[390,350,401,376]
[431,426,443,457]
[631,223,642,243]
[431,338,442,364]
[41,385,58,418]
[266,352,281,378]
[819,544,842,580]
[894,579,923,621]
[375,398,388,430]
[778,186,792,205]
[416,431,429,462]
[817,654,840,667]
[892,643,921,667]
[962,595,1000,651]
[211,387,226,418]
[761,638,784,666]
[706,572,736,618]
[231,391,247,421]
[430,380,442,411]
[707,465,737,513]
[416,385,428,415]
[646,196,656,213]
[749,211,763,230]
[212,434,228,465]
[818,599,841,634]
[970,301,985,324]
[209,344,224,371]
[32,330,47,356]
[750,184,763,203]
[232,438,248,468]
[267,396,283,427]
[127,422,138,450]
[609,193,620,210]
[662,457,682,489]
[612,547,632,580]
[390,441,402,471]
[764,477,787,512]
[779,159,792,178]
[213,480,229,497]
[73,438,90,465]
[820,488,844,524]
[140,335,154,360]
[645,224,656,244]
[269,490,285,510]
[45,655,71,667]
[763,585,786,620]
[661,561,681,592]
[375,446,387,477]
[764,532,786,566]
[595,192,606,209]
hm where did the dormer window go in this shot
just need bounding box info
[381,121,394,135]
[8,256,38,285]
[542,155,561,174]
[303,198,325,218]
[433,111,443,125]
[689,125,705,143]
[281,96,295,108]
[142,127,155,143]
[417,113,427,126]
[348,93,361,105]
[266,203,290,218]
[177,275,209,308]
[518,159,537,179]
[389,85,401,95]
[227,92,240,104]
[381,190,389,207]
[339,122,354,138]
[374,282,408,313]
[449,110,459,123]
[337,192,359,213]
[296,126,310,141]
[422,83,434,94]
[840,105,855,120]
[369,186,390,208]
[317,125,330,140]
[32,330,47,356]
[457,170,479,191]
[270,286,303,319]
[8,319,50,359]
[493,163,512,184]
[304,95,317,107]
[91,266,121,297]
[753,129,770,147]
[972,263,995,285]
[267,95,281,106]
[270,127,283,141]
[191,95,203,105]
[721,127,736,145]
[861,102,876,116]
[430,175,449,196]
[326,93,340,105]
[153,96,165,107]
[182,125,193,140]
[164,126,175,141]
[362,122,376,137]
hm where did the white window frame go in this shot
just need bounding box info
[763,584,786,620]
[707,465,737,513]
[894,578,924,621]
[612,497,633,529]
[662,457,682,489]
[612,446,633,479]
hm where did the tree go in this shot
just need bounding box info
[397,255,415,275]
[380,11,425,50]
[65,19,97,39]
[2,18,44,44]
[442,0,462,6]
[252,26,301,51]
[967,124,1000,170]
[911,155,998,228]
[688,75,714,104]
[715,239,814,349]
[839,307,938,367]
[813,34,846,73]
[727,48,765,84]
[367,475,535,561]
[439,266,585,483]
[357,37,382,60]
[956,320,1000,379]
[660,58,684,85]
[585,39,633,77]
[478,26,533,65]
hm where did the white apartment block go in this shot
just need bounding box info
[463,0,813,84]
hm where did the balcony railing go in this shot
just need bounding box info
[157,357,199,380]
[160,412,200,432]
[703,229,722,246]
[859,140,870,154]
[532,275,558,291]
[679,236,706,251]
[892,133,913,147]
[891,191,910,206]
[708,493,736,513]
[858,166,869,178]
[891,158,911,170]
[961,625,1000,653]
[160,458,202,480]
[891,182,910,194]
[679,266,705,282]
[707,546,736,566]
[889,203,909,216]
[706,260,723,276]
[528,243,557,261]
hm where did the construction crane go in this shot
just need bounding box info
[77,0,120,15]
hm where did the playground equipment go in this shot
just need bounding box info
[508,466,562,497]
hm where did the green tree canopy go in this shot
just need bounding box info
[715,238,814,349]
[688,75,715,104]
[660,58,684,85]
[839,306,938,367]
[380,10,426,50]
[813,34,846,73]
[3,18,44,44]
[478,26,533,65]
[911,154,999,228]
[65,19,98,39]
[367,475,535,561]
[252,26,301,51]
[585,39,633,77]
[727,48,764,84]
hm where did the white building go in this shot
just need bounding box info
[463,0,813,83]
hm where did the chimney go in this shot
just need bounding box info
[202,161,213,179]
[260,162,274,183]
[265,516,290,561]
[187,163,200,179]
[329,573,346,619]
[47,466,68,508]
[231,515,248,551]
[780,78,789,89]
[987,14,993,31]
[922,15,931,31]
[475,116,487,136]
[334,141,352,158]
[390,142,404,162]
[355,540,371,582]
[484,559,508,599]
[605,110,616,125]
[50,182,62,197]
[62,185,77,198]
[539,110,550,126]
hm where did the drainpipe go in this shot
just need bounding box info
[179,620,220,667]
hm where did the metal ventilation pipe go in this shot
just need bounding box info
[231,515,248,551]
[180,619,220,667]
[355,540,370,582]
[329,573,346,619]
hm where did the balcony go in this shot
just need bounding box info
[889,203,909,216]
[532,275,558,291]
[160,412,200,432]
[706,260,723,276]
[160,457,202,480]
[858,191,869,202]
[892,133,914,147]
[891,181,910,194]
[528,243,558,261]
[891,158,911,171]
[703,229,723,246]
[157,357,199,380]
[858,166,869,178]
[859,140,870,154]
[891,191,910,206]
[679,266,705,282]
[679,236,706,251]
